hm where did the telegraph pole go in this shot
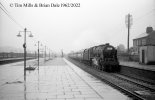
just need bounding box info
[125,14,133,53]
[127,14,130,53]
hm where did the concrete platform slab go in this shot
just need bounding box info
[0,58,132,100]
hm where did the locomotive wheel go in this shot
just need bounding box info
[99,66,102,71]
[105,65,108,71]
[108,65,112,72]
[94,65,97,69]
[116,65,120,72]
[91,62,96,69]
[102,65,106,71]
[95,65,99,70]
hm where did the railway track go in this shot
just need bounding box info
[112,73,155,91]
[67,57,155,100]
[93,68,155,100]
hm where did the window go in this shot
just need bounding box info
[138,39,142,46]
[136,40,139,46]
[142,39,146,45]
[133,40,137,46]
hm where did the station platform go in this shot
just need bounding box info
[119,60,155,71]
[119,60,155,83]
[0,58,132,100]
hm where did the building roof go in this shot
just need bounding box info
[134,30,155,40]
[134,32,149,39]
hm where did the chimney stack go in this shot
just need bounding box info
[146,26,153,33]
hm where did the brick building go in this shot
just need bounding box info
[133,27,155,64]
[133,27,155,54]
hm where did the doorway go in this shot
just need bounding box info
[142,50,145,63]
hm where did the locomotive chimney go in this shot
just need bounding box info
[105,43,109,45]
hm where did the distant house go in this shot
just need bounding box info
[133,27,155,64]
[133,27,155,54]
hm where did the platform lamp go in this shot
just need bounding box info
[35,41,43,70]
[17,28,33,81]
[44,45,46,62]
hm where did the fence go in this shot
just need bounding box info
[117,53,139,62]
[0,52,40,59]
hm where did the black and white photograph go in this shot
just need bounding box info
[0,0,155,100]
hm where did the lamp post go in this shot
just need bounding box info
[49,49,51,60]
[37,41,40,68]
[35,51,37,59]
[17,28,33,81]
[61,49,63,57]
[35,41,42,69]
[44,46,46,62]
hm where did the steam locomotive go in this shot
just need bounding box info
[68,43,120,72]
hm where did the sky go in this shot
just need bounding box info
[0,0,155,54]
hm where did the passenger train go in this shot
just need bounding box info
[68,43,120,72]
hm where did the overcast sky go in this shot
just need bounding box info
[0,0,155,53]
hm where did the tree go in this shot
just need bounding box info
[117,44,126,53]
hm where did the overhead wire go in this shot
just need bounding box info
[115,8,155,33]
[0,2,24,29]
[134,8,155,24]
[108,8,155,47]
[0,2,38,53]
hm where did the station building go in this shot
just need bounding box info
[133,27,155,64]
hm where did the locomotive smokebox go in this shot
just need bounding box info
[105,43,110,45]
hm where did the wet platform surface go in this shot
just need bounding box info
[0,58,132,100]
